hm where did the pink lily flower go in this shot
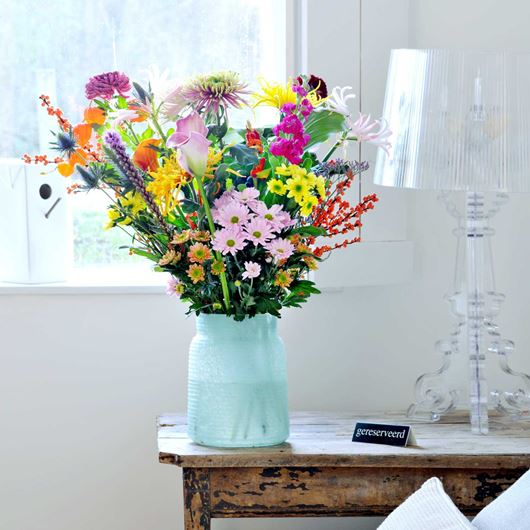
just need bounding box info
[167,111,211,177]
[351,113,392,154]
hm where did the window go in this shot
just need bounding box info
[1,0,287,275]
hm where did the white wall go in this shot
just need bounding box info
[4,1,530,529]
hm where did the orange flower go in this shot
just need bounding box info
[187,243,212,264]
[57,162,74,177]
[133,139,161,171]
[57,148,89,177]
[84,107,106,125]
[73,123,92,147]
[69,148,88,167]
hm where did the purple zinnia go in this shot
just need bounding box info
[85,71,131,100]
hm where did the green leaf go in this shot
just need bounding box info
[117,96,128,109]
[304,110,346,149]
[130,248,158,262]
[256,297,282,318]
[224,129,245,145]
[290,279,321,294]
[290,226,327,237]
[140,128,154,141]
[208,121,228,140]
[229,144,259,166]
[214,163,230,180]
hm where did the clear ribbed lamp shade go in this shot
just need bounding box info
[374,49,530,191]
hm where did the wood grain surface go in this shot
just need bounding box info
[158,411,530,468]
[157,411,530,528]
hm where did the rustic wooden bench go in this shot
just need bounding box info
[157,411,530,529]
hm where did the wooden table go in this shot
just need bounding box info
[157,411,530,529]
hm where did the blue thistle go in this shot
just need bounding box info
[50,129,77,157]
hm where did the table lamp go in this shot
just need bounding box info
[374,49,530,434]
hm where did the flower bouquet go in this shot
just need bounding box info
[27,70,389,447]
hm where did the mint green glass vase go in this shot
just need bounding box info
[187,314,289,448]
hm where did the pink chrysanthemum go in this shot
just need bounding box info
[244,217,274,246]
[214,201,250,228]
[233,187,260,207]
[252,203,294,232]
[213,191,234,209]
[266,238,295,261]
[166,276,184,298]
[180,71,248,115]
[242,261,261,280]
[212,228,247,256]
[85,71,131,100]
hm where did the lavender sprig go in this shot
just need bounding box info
[104,131,170,234]
[314,159,369,178]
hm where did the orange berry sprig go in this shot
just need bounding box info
[39,94,71,131]
[308,163,378,257]
[24,95,103,175]
[22,153,62,166]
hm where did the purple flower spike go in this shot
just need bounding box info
[85,71,131,100]
[104,131,170,233]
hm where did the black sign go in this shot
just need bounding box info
[352,422,415,447]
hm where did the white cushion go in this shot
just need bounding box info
[378,477,476,529]
[472,469,530,530]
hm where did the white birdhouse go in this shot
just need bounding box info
[0,159,72,283]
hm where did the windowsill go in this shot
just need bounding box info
[0,241,414,295]
[0,267,166,294]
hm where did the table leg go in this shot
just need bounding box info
[183,468,211,530]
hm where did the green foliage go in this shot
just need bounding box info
[229,144,259,165]
[304,109,346,149]
[289,226,327,237]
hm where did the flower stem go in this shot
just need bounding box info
[125,123,140,145]
[151,106,168,145]
[322,132,349,163]
[194,174,231,312]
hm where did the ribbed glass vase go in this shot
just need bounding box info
[187,314,289,448]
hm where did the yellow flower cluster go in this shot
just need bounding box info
[253,78,297,109]
[253,78,326,110]
[105,192,146,230]
[147,155,192,215]
[267,164,327,216]
[205,147,223,178]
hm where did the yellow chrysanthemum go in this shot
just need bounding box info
[274,164,293,177]
[300,195,318,217]
[286,176,310,204]
[288,165,307,179]
[267,178,287,195]
[302,171,317,186]
[147,155,192,215]
[315,175,327,199]
[253,78,297,109]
